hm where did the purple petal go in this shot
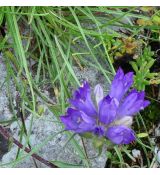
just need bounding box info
[60,108,95,133]
[99,96,118,125]
[60,108,80,131]
[78,122,95,132]
[143,100,150,108]
[117,89,150,117]
[106,125,136,144]
[123,72,134,92]
[94,84,104,106]
[109,68,134,101]
[69,81,97,117]
[81,112,96,124]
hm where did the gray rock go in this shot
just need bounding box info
[0,26,112,167]
[0,61,108,168]
[1,105,107,168]
[73,66,111,94]
[0,54,15,121]
[0,54,16,160]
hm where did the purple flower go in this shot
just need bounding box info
[99,96,118,125]
[109,68,134,101]
[60,68,150,145]
[61,108,96,133]
[69,81,97,117]
[117,89,150,118]
[106,125,135,144]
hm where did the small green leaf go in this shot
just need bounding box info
[137,133,148,138]
[145,59,155,70]
[152,15,160,25]
[130,61,138,73]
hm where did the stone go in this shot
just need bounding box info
[1,105,107,168]
[0,54,15,121]
[0,59,108,167]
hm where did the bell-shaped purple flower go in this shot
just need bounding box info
[69,81,97,117]
[106,125,135,144]
[60,67,150,145]
[99,96,118,125]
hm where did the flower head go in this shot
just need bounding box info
[60,68,150,145]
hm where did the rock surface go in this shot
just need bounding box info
[0,54,16,160]
[0,56,108,168]
[0,54,15,121]
[1,108,107,168]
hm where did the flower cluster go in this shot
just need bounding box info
[60,68,150,145]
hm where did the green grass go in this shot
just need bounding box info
[0,6,160,168]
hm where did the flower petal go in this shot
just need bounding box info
[94,84,104,106]
[117,89,150,117]
[60,108,80,131]
[99,96,118,125]
[106,125,136,144]
[81,111,96,124]
[109,68,134,101]
[60,108,95,133]
[70,81,97,117]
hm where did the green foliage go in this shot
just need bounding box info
[152,10,160,25]
[130,47,158,91]
[141,100,160,121]
[0,6,159,168]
